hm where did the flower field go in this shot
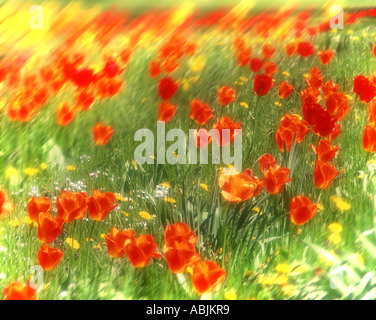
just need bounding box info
[1,0,376,300]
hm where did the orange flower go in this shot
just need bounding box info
[275,114,310,152]
[258,154,276,173]
[37,212,64,244]
[218,170,263,202]
[329,123,342,141]
[218,86,236,106]
[290,196,317,225]
[264,61,278,76]
[278,81,294,99]
[158,77,178,100]
[56,191,88,223]
[314,160,339,189]
[27,197,51,222]
[250,58,263,73]
[297,41,316,57]
[253,74,275,96]
[165,241,201,274]
[0,190,14,218]
[165,222,197,247]
[311,140,339,162]
[104,227,135,258]
[87,190,117,221]
[93,122,114,145]
[37,243,64,271]
[368,100,376,126]
[191,261,226,295]
[285,43,297,57]
[189,99,214,125]
[325,92,350,121]
[213,116,241,146]
[164,223,201,273]
[363,125,376,152]
[194,129,213,148]
[236,47,252,67]
[124,234,162,268]
[263,166,292,195]
[149,60,162,79]
[158,101,176,124]
[3,282,37,300]
[56,103,76,126]
[318,50,335,65]
[262,44,276,59]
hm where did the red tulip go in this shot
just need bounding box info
[37,212,64,244]
[158,77,178,100]
[212,116,241,146]
[87,190,117,221]
[27,197,51,222]
[258,154,276,173]
[353,75,376,103]
[250,58,263,73]
[105,227,135,258]
[3,282,37,300]
[56,191,88,223]
[278,81,294,99]
[311,139,339,162]
[318,50,335,65]
[297,42,316,57]
[37,243,64,271]
[263,166,293,195]
[157,101,176,124]
[290,196,317,225]
[218,86,236,106]
[189,99,214,125]
[191,261,226,295]
[314,160,339,189]
[363,125,376,152]
[253,74,275,96]
[124,234,162,268]
[93,122,114,145]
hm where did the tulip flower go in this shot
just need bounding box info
[218,86,236,106]
[37,244,64,271]
[290,196,317,225]
[3,282,37,300]
[124,234,162,268]
[93,122,114,146]
[191,261,226,295]
[314,160,339,189]
[37,212,64,244]
[105,227,135,258]
[56,191,88,223]
[27,197,51,222]
[87,190,118,221]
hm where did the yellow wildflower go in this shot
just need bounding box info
[328,233,341,245]
[281,284,297,297]
[275,263,290,274]
[330,196,351,212]
[24,168,39,176]
[66,165,76,171]
[224,289,237,300]
[189,55,206,73]
[328,222,343,233]
[164,197,176,203]
[138,211,152,220]
[65,237,80,249]
[200,183,208,191]
[5,167,18,178]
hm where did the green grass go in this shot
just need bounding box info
[0,2,376,300]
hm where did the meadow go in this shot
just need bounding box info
[0,0,376,300]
